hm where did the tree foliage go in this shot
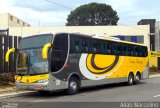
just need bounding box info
[66,2,119,26]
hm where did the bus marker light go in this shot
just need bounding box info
[64,64,69,68]
[34,86,42,91]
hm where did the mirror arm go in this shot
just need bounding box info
[42,43,52,59]
[5,48,16,62]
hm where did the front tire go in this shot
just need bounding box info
[127,73,134,86]
[67,77,79,95]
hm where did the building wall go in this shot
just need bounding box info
[8,25,150,49]
[138,19,156,51]
[0,13,30,28]
[0,13,8,28]
[155,21,160,51]
[149,51,160,73]
[8,14,30,27]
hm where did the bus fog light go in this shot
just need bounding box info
[38,79,48,83]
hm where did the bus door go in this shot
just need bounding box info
[50,33,68,72]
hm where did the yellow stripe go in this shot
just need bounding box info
[15,74,49,83]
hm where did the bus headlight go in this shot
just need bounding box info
[16,80,21,83]
[37,79,48,83]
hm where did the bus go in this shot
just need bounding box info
[5,32,149,95]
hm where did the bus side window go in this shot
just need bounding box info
[88,40,93,53]
[100,42,106,54]
[112,44,117,55]
[144,47,148,57]
[122,46,125,55]
[70,39,74,53]
[126,46,129,56]
[82,39,88,53]
[134,46,138,56]
[131,47,134,56]
[107,44,112,55]
[142,47,147,57]
[138,48,142,56]
[74,40,80,53]
[121,45,125,56]
[92,41,98,53]
[138,48,142,57]
[99,43,103,54]
[117,46,122,55]
[128,47,132,56]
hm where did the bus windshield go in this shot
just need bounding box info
[17,34,53,75]
[19,34,53,49]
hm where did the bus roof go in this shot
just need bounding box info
[22,32,147,47]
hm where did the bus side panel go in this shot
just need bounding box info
[81,78,127,87]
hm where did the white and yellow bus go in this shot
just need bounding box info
[6,33,149,95]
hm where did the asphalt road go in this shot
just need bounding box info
[0,77,160,108]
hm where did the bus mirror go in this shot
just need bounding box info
[42,43,52,59]
[5,48,15,62]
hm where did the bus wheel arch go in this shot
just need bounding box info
[127,72,134,86]
[135,71,141,84]
[66,74,81,95]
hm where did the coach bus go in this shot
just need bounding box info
[5,33,149,95]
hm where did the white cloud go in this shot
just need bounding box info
[8,6,69,26]
[0,0,70,26]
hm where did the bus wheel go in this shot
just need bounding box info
[67,77,79,95]
[135,73,141,84]
[127,73,134,86]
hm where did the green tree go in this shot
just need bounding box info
[66,2,119,26]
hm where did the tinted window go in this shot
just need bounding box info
[70,35,90,53]
[70,35,148,57]
[53,34,68,51]
[19,34,53,49]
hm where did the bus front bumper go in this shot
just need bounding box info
[15,79,68,91]
[15,81,50,91]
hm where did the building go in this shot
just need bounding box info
[149,51,160,73]
[0,13,153,72]
[8,25,150,49]
[137,19,156,51]
[0,13,30,28]
[155,21,160,51]
[0,13,150,49]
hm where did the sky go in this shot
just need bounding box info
[0,0,160,26]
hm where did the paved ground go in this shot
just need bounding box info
[0,76,160,108]
[0,77,160,102]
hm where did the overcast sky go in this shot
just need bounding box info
[0,0,160,26]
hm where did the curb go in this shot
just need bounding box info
[0,91,35,100]
[149,74,160,78]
